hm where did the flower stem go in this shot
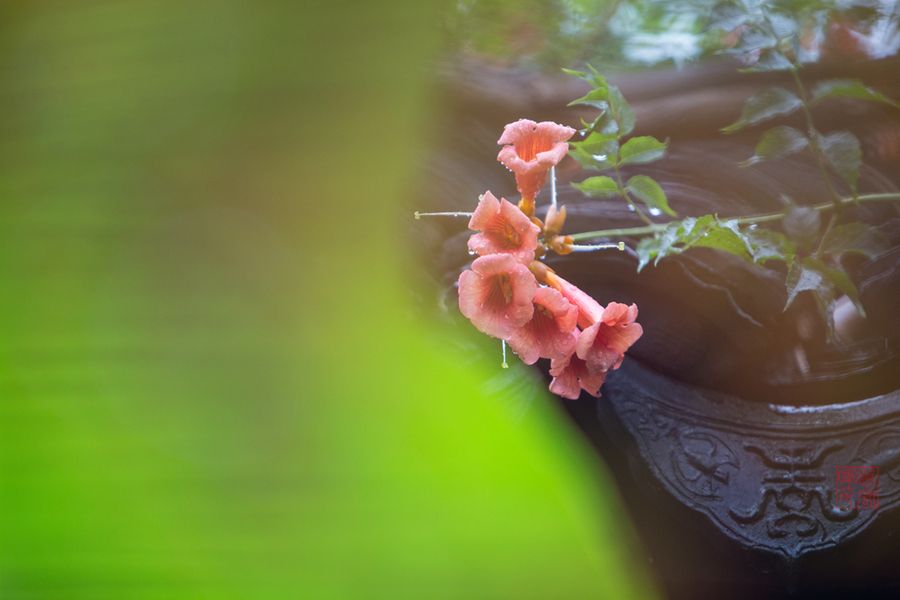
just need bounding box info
[568,192,900,241]
[414,211,473,219]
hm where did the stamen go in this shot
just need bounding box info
[414,211,474,220]
[568,242,626,252]
[550,165,557,210]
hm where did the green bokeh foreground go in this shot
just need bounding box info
[0,2,657,598]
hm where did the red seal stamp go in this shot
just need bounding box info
[835,465,880,511]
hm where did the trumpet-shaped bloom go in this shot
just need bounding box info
[549,353,606,400]
[467,191,540,263]
[507,287,578,365]
[544,271,604,329]
[458,254,537,339]
[576,302,643,373]
[497,119,575,201]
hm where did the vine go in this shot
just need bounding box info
[566,1,900,334]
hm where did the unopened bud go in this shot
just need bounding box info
[544,205,567,236]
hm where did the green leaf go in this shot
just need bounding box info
[738,49,793,73]
[568,132,618,170]
[822,223,889,260]
[811,79,900,110]
[573,176,619,198]
[635,237,660,272]
[688,217,752,261]
[619,136,667,166]
[578,111,616,137]
[561,67,587,78]
[782,206,821,248]
[784,259,827,310]
[722,87,802,134]
[743,227,795,265]
[607,85,635,137]
[785,257,865,316]
[633,214,756,270]
[818,131,862,193]
[626,175,676,217]
[810,259,864,316]
[742,126,808,166]
[568,91,609,109]
[635,219,692,271]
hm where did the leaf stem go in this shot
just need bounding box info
[568,192,900,241]
[814,213,838,257]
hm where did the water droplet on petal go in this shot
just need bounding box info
[648,207,662,216]
[627,204,636,212]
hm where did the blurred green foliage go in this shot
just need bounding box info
[0,1,656,598]
[445,0,900,71]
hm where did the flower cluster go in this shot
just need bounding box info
[456,119,643,400]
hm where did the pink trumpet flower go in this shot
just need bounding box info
[507,287,578,365]
[458,254,537,340]
[576,302,643,373]
[542,270,604,329]
[467,191,540,264]
[549,353,607,400]
[497,119,575,212]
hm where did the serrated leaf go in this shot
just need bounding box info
[689,217,752,261]
[573,176,619,198]
[722,87,802,134]
[743,228,795,265]
[569,132,618,170]
[806,257,865,316]
[785,257,865,316]
[561,67,587,78]
[818,131,862,193]
[635,219,691,270]
[619,136,668,166]
[822,223,889,260]
[738,49,794,73]
[607,85,635,137]
[743,126,808,165]
[633,214,757,270]
[784,260,826,310]
[578,111,613,136]
[626,175,676,217]
[782,206,821,248]
[568,90,609,108]
[811,79,900,110]
[635,237,660,272]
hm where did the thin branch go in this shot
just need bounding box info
[568,192,900,241]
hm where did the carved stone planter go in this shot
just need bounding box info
[602,359,900,558]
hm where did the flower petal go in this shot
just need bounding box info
[458,255,537,339]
